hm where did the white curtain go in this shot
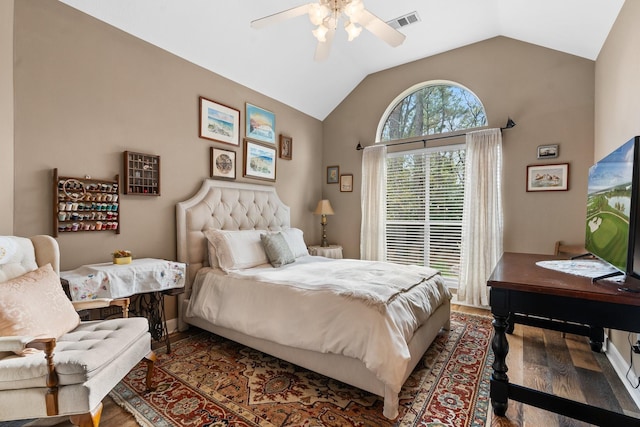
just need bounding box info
[360,145,387,260]
[458,128,503,306]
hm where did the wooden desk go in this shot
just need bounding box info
[488,252,640,425]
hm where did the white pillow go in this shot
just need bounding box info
[281,228,309,258]
[206,239,219,268]
[204,229,269,272]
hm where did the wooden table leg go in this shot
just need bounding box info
[491,312,510,416]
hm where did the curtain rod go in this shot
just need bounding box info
[356,117,516,151]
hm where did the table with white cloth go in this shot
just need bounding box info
[307,244,343,259]
[61,258,186,351]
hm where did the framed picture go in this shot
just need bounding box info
[279,135,292,160]
[327,165,339,184]
[537,144,559,159]
[199,96,240,146]
[526,163,569,192]
[340,174,353,192]
[243,138,276,181]
[246,103,276,144]
[210,147,236,180]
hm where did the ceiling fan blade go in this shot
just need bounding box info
[314,27,336,61]
[357,8,406,47]
[251,4,313,29]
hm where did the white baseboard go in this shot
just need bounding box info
[605,340,640,409]
[166,317,179,335]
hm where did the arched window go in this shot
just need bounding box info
[378,81,486,142]
[377,82,487,288]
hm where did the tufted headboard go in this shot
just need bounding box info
[176,179,291,299]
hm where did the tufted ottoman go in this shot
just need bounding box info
[0,317,153,421]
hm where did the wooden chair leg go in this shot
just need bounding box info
[69,402,103,427]
[144,350,157,391]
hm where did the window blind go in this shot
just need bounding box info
[386,145,465,287]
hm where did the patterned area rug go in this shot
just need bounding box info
[110,311,493,427]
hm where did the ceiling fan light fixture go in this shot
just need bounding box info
[312,24,329,42]
[344,0,364,20]
[309,3,330,26]
[344,20,362,41]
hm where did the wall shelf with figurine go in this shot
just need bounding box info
[124,151,160,196]
[53,168,120,237]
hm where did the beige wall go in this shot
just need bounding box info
[595,0,640,378]
[13,0,323,319]
[0,0,14,235]
[324,37,595,259]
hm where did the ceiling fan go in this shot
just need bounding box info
[251,0,406,61]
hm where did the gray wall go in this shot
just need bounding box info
[323,36,595,259]
[13,0,324,320]
[0,0,14,235]
[13,0,323,268]
[595,0,640,378]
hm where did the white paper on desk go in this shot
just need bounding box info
[536,259,621,279]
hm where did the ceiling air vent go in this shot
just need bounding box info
[387,11,420,30]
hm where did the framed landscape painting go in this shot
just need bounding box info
[199,97,240,146]
[243,139,276,181]
[245,103,276,144]
[526,163,569,192]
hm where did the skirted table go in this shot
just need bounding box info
[308,244,343,259]
[61,258,186,352]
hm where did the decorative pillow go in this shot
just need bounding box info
[261,232,295,268]
[204,229,269,272]
[0,264,80,344]
[0,236,38,283]
[280,228,309,258]
[206,239,219,268]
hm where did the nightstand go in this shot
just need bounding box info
[308,244,343,259]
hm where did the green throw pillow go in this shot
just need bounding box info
[260,232,295,268]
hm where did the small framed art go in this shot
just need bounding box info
[199,96,240,146]
[279,135,292,160]
[246,103,276,144]
[537,144,559,159]
[244,138,276,181]
[340,174,353,192]
[210,147,236,180]
[526,163,569,192]
[327,165,339,184]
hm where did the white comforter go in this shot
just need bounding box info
[186,255,451,418]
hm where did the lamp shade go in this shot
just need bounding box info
[314,199,334,216]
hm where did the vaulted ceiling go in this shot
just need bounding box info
[58,0,625,120]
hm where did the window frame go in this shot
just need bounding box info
[376,80,487,143]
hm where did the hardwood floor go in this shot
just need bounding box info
[453,304,640,427]
[27,306,640,427]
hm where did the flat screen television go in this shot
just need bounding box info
[585,136,640,282]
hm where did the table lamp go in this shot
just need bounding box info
[314,199,334,247]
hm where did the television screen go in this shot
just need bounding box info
[585,137,640,274]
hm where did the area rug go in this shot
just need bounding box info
[109,311,493,427]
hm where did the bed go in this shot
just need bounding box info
[175,179,451,419]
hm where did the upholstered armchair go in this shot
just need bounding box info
[0,235,156,427]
